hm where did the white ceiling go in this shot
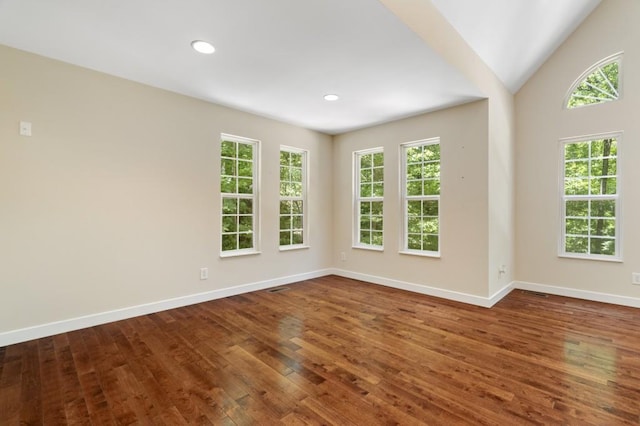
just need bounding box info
[0,0,600,135]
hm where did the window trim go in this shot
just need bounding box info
[220,133,261,258]
[563,52,623,110]
[558,131,623,262]
[279,145,309,251]
[399,137,441,258]
[353,147,384,251]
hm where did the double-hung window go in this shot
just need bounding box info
[220,134,259,256]
[401,139,440,256]
[560,133,621,260]
[354,148,384,249]
[279,146,308,249]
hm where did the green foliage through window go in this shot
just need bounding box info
[562,135,620,258]
[355,149,384,248]
[566,55,621,109]
[221,135,258,254]
[280,147,307,247]
[402,139,440,254]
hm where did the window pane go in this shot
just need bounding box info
[280,151,290,166]
[591,200,615,217]
[221,177,236,193]
[238,199,252,214]
[238,233,253,249]
[565,142,589,160]
[360,230,371,244]
[566,218,588,235]
[590,219,616,237]
[221,140,236,157]
[292,200,303,214]
[361,184,372,197]
[238,215,252,232]
[372,183,384,197]
[223,198,238,214]
[371,232,383,246]
[407,234,421,250]
[238,144,253,160]
[565,236,588,254]
[423,179,440,196]
[423,200,438,216]
[291,153,302,167]
[564,178,589,195]
[280,216,292,230]
[423,235,438,252]
[292,215,303,229]
[237,160,252,177]
[373,167,384,182]
[292,231,304,245]
[407,181,421,196]
[238,178,253,194]
[590,238,615,255]
[407,200,421,216]
[222,216,237,233]
[566,200,588,217]
[222,234,237,251]
[371,201,383,215]
[564,160,588,178]
[360,154,372,168]
[407,164,422,180]
[360,168,372,183]
[280,231,291,245]
[371,216,383,231]
[373,152,384,167]
[360,201,371,215]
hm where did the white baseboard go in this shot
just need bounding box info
[330,268,514,308]
[0,269,333,347]
[513,281,640,308]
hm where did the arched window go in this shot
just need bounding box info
[565,53,622,109]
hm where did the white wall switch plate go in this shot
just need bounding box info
[20,121,32,136]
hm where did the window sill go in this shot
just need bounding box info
[399,250,441,259]
[279,245,310,252]
[352,245,383,252]
[220,250,261,259]
[558,253,622,263]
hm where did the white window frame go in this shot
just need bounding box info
[558,132,622,262]
[400,138,441,257]
[279,145,309,251]
[220,133,260,257]
[564,52,623,110]
[353,147,384,251]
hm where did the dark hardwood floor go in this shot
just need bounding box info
[1,275,640,425]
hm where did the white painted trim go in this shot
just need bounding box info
[0,269,333,347]
[331,268,513,308]
[514,281,640,308]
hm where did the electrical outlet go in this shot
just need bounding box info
[340,252,346,262]
[632,272,640,285]
[200,267,209,280]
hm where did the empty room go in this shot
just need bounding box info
[1,0,639,424]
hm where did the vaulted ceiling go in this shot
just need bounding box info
[0,0,601,134]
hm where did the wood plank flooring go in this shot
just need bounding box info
[1,275,640,425]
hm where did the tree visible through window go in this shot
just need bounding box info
[401,139,440,255]
[354,148,384,249]
[279,147,307,248]
[220,134,259,255]
[561,134,620,259]
[566,54,621,109]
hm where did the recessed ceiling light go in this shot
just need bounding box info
[323,94,340,101]
[191,40,215,54]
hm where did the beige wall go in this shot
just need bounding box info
[0,45,333,333]
[515,0,640,295]
[333,101,490,297]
